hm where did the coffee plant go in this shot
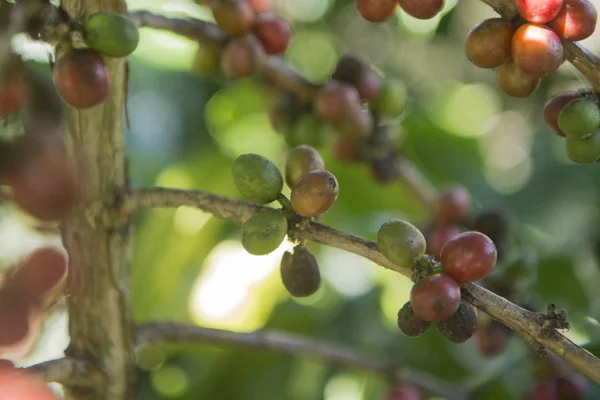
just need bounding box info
[1,0,600,399]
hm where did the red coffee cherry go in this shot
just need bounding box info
[543,92,581,137]
[332,55,381,101]
[314,81,361,124]
[433,185,471,226]
[440,231,497,283]
[548,0,597,41]
[426,224,462,260]
[220,34,266,78]
[252,13,291,55]
[512,23,563,77]
[0,68,27,117]
[410,274,461,322]
[516,0,564,23]
[52,49,110,109]
[476,320,511,356]
[355,0,398,22]
[465,18,514,69]
[495,60,540,97]
[211,0,255,36]
[398,0,445,20]
[382,383,421,400]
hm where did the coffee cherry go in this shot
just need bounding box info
[495,60,540,97]
[476,320,511,356]
[0,367,60,400]
[314,81,361,124]
[512,24,563,77]
[398,0,445,20]
[335,105,373,139]
[371,78,407,118]
[440,231,497,283]
[290,170,339,217]
[0,296,29,347]
[410,274,461,322]
[285,145,325,189]
[283,113,333,148]
[52,49,110,109]
[355,0,398,22]
[516,0,564,23]
[435,301,478,343]
[397,301,431,337]
[426,224,461,260]
[0,69,26,117]
[565,133,600,163]
[211,0,255,36]
[523,380,558,400]
[557,98,600,138]
[472,210,510,248]
[382,384,421,400]
[548,0,597,41]
[333,138,362,163]
[543,92,581,137]
[280,244,321,297]
[84,12,139,57]
[242,209,288,255]
[377,219,426,267]
[332,55,381,101]
[232,153,283,203]
[557,373,586,399]
[371,154,399,183]
[433,185,471,226]
[252,13,291,55]
[465,18,514,69]
[220,34,266,79]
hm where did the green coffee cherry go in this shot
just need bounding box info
[377,219,426,267]
[232,153,283,203]
[397,301,431,337]
[283,114,333,148]
[280,244,321,297]
[435,301,478,343]
[241,209,288,255]
[285,145,325,189]
[371,78,407,118]
[84,12,139,57]
[565,133,600,164]
[558,98,600,139]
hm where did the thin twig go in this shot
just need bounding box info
[123,187,600,384]
[22,357,104,387]
[136,323,467,400]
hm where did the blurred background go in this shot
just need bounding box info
[3,0,600,398]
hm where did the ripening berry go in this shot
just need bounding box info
[476,320,511,356]
[382,383,421,400]
[557,373,587,400]
[426,224,462,260]
[52,49,110,109]
[252,13,291,55]
[495,60,540,97]
[557,98,600,139]
[355,0,398,22]
[433,185,471,226]
[0,367,60,400]
[465,18,514,69]
[211,0,255,36]
[242,209,288,255]
[398,0,445,20]
[0,69,27,117]
[232,153,283,203]
[516,0,564,23]
[523,380,559,400]
[543,92,581,137]
[280,245,321,297]
[565,134,600,164]
[512,24,563,77]
[548,0,597,41]
[440,231,497,283]
[377,219,426,267]
[435,301,478,343]
[397,301,431,337]
[285,145,325,189]
[290,170,339,217]
[371,78,407,118]
[220,34,266,79]
[332,55,381,101]
[84,12,139,57]
[314,81,362,124]
[410,274,461,322]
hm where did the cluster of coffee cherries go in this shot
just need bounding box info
[0,361,59,400]
[544,90,600,163]
[231,146,338,296]
[523,354,587,399]
[354,0,445,22]
[465,0,597,98]
[376,218,498,343]
[381,382,422,400]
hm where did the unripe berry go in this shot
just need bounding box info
[220,34,266,79]
[285,145,325,189]
[371,78,407,118]
[252,13,291,55]
[426,224,461,260]
[397,301,431,337]
[440,231,497,283]
[290,170,339,217]
[548,0,597,41]
[242,209,288,255]
[355,0,398,22]
[516,0,564,23]
[465,18,514,69]
[543,92,581,137]
[565,133,600,164]
[211,0,255,36]
[433,185,471,226]
[84,12,140,57]
[557,97,600,138]
[280,244,321,297]
[398,0,445,20]
[314,81,361,124]
[495,60,540,97]
[512,24,563,77]
[231,153,283,203]
[52,49,110,109]
[410,274,461,322]
[435,301,478,343]
[377,219,426,267]
[283,114,333,148]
